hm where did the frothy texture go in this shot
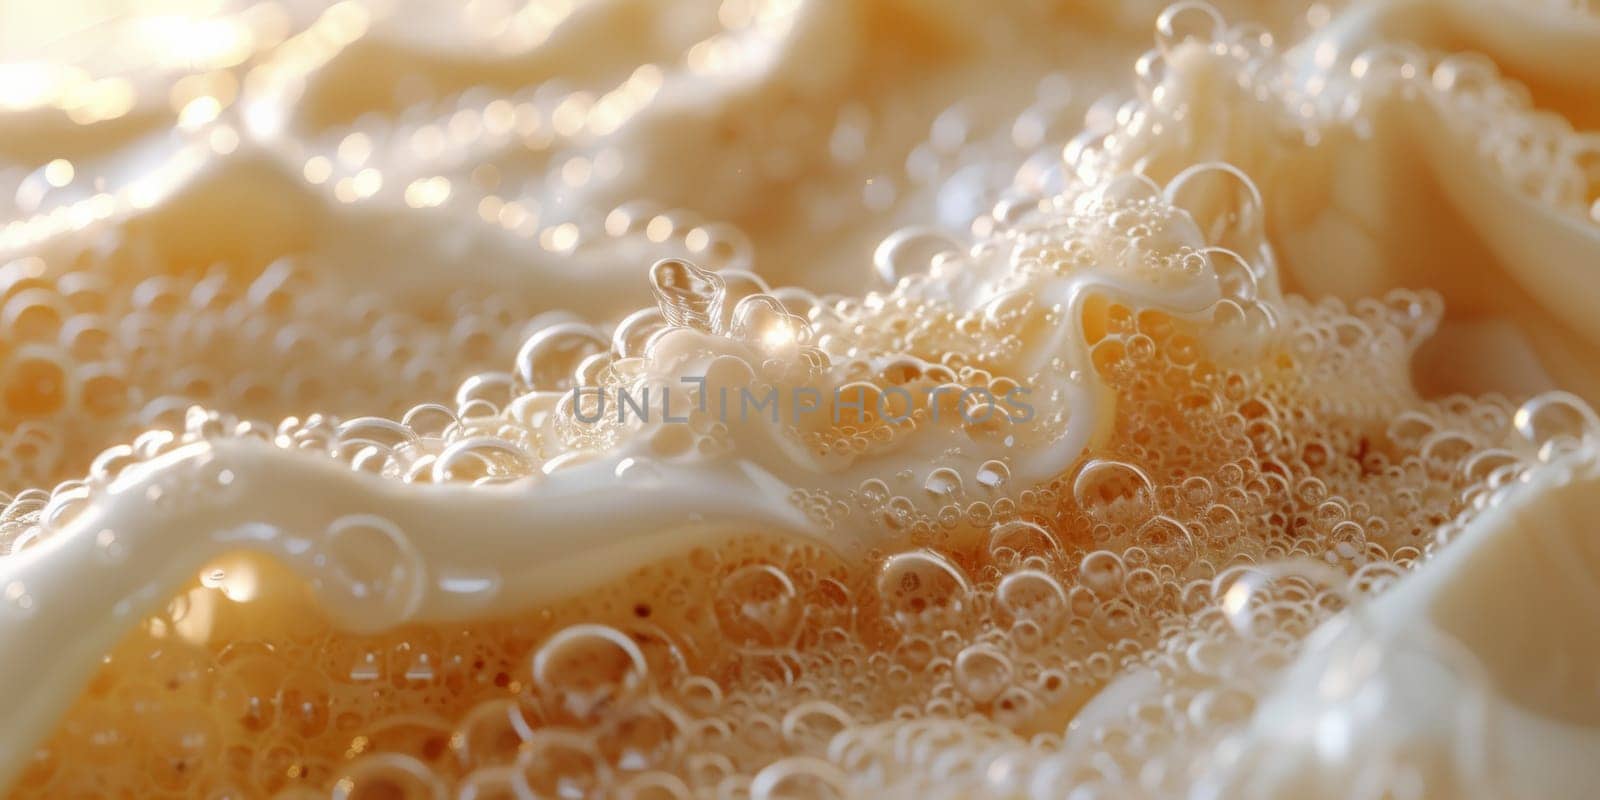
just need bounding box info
[2,1,1600,799]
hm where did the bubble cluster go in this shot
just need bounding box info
[4,1,1599,799]
[1428,54,1600,224]
[10,257,1576,798]
[0,256,545,490]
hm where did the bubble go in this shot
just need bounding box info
[1165,164,1266,262]
[954,644,1013,703]
[1154,1,1225,57]
[315,514,427,633]
[456,372,516,415]
[612,307,668,358]
[595,699,683,770]
[1217,559,1350,637]
[858,479,891,509]
[996,569,1069,625]
[330,753,446,800]
[532,624,649,720]
[923,467,964,498]
[988,520,1060,560]
[1135,515,1195,566]
[3,346,71,417]
[750,757,847,800]
[1204,247,1261,304]
[432,437,533,484]
[1,288,68,342]
[1079,551,1127,597]
[211,653,282,733]
[515,322,608,391]
[518,730,610,799]
[872,227,962,285]
[1073,460,1155,523]
[453,699,537,770]
[781,701,853,749]
[714,564,801,647]
[876,550,971,629]
[975,460,1010,490]
[730,295,809,354]
[1512,391,1599,461]
[649,258,725,332]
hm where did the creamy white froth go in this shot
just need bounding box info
[2,1,1600,798]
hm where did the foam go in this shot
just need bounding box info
[2,1,1600,798]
